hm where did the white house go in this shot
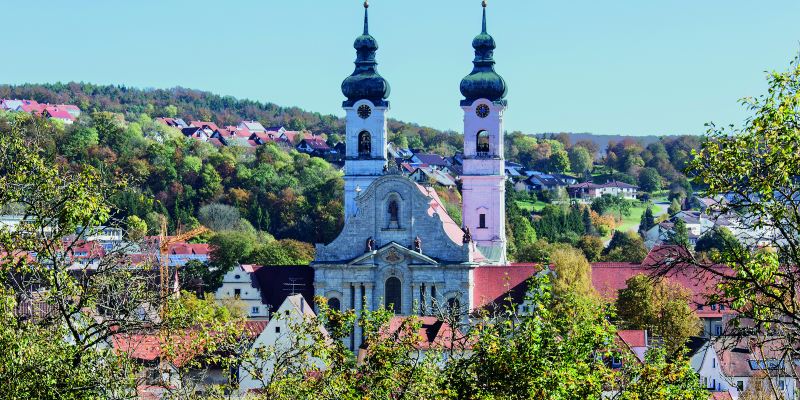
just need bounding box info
[568,181,638,200]
[237,294,329,393]
[238,120,267,133]
[690,337,797,399]
[215,264,268,319]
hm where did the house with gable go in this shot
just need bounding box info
[215,264,315,319]
[568,180,639,200]
[690,337,798,399]
[237,294,329,393]
[296,137,332,156]
[43,106,76,124]
[238,120,267,133]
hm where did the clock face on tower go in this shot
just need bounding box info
[357,104,372,119]
[476,104,490,118]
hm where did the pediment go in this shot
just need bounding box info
[348,242,438,266]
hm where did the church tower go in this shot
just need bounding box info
[460,1,508,263]
[341,1,391,220]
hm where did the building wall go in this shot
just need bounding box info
[215,268,266,318]
[344,100,389,220]
[461,99,506,262]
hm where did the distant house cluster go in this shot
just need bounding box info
[0,215,210,270]
[644,196,780,250]
[156,118,341,160]
[0,98,81,124]
[567,180,639,200]
[389,144,459,188]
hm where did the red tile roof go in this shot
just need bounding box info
[373,316,469,351]
[617,330,647,348]
[44,106,75,120]
[242,320,269,340]
[710,392,733,400]
[299,137,331,151]
[20,101,45,114]
[168,243,210,256]
[472,264,541,309]
[189,121,219,131]
[591,248,732,316]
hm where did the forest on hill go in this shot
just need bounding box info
[0,82,702,265]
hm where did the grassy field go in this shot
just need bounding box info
[516,200,547,213]
[615,202,668,234]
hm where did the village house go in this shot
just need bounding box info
[567,180,639,200]
[215,265,315,319]
[690,337,797,399]
[238,120,267,133]
[237,294,329,393]
[156,117,189,129]
[296,137,332,156]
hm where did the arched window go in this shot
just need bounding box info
[328,297,341,312]
[476,130,490,155]
[388,200,399,222]
[385,277,401,314]
[358,131,371,157]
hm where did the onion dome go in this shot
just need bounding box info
[342,1,390,107]
[460,1,507,106]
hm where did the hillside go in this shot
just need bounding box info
[0,82,463,153]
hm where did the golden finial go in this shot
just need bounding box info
[364,0,369,8]
[482,0,487,8]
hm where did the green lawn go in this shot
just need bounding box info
[516,200,547,213]
[615,201,668,234]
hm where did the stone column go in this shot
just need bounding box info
[364,282,375,313]
[410,283,419,315]
[429,284,436,314]
[314,281,327,314]
[353,282,362,350]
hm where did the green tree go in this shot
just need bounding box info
[603,231,648,263]
[616,275,701,356]
[61,126,98,158]
[591,194,632,221]
[550,247,595,299]
[694,226,741,255]
[125,214,148,241]
[548,150,570,173]
[199,163,223,200]
[568,146,593,175]
[615,348,707,400]
[208,231,256,272]
[638,206,655,236]
[668,198,681,215]
[445,276,615,399]
[638,168,662,193]
[180,259,227,295]
[577,235,604,262]
[669,219,690,247]
[163,104,178,118]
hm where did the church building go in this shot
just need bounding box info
[312,1,529,350]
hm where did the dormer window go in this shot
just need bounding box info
[476,130,489,156]
[358,131,371,157]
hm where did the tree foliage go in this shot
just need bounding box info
[616,275,701,356]
[603,231,648,263]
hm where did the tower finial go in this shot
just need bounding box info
[363,1,369,35]
[481,1,487,33]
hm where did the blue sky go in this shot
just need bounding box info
[3,1,800,135]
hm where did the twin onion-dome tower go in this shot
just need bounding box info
[340,0,508,260]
